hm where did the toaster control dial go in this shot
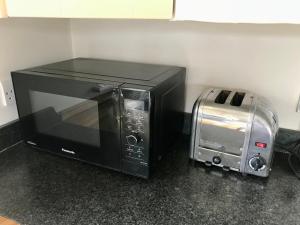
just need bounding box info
[249,156,266,171]
[126,133,142,145]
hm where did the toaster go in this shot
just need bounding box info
[190,88,279,177]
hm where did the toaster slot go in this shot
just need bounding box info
[215,90,231,104]
[230,92,245,107]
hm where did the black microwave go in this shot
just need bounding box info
[12,58,186,178]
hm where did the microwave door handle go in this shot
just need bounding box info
[91,85,120,123]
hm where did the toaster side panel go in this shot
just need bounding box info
[189,89,213,160]
[243,101,278,177]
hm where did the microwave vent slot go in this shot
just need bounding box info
[230,92,245,107]
[214,90,231,104]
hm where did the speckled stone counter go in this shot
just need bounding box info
[0,140,299,225]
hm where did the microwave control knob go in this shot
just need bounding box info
[249,156,266,171]
[126,134,142,145]
[126,135,137,145]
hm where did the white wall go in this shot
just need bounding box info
[70,20,300,130]
[175,0,300,24]
[0,18,73,126]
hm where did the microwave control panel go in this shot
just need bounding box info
[120,88,150,166]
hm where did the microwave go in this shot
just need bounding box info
[12,58,186,178]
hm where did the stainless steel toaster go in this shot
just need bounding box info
[190,88,279,177]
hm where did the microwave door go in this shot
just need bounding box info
[29,91,102,148]
[13,73,122,169]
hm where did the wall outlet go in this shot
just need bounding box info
[0,80,15,106]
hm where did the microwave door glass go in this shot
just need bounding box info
[29,90,100,147]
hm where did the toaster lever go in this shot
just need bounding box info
[204,161,212,167]
[222,166,230,172]
[199,140,225,151]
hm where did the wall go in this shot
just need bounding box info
[70,20,300,130]
[0,18,73,126]
[175,0,300,24]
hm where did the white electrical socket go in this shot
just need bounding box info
[0,80,15,106]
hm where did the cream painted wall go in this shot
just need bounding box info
[70,20,300,130]
[0,18,73,126]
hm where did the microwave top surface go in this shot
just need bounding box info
[19,58,183,86]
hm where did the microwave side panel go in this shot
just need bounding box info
[11,72,31,118]
[149,68,186,166]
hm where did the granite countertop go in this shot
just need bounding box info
[0,139,299,225]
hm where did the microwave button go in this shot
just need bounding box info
[137,150,144,155]
[126,125,133,130]
[125,118,133,123]
[126,133,142,145]
[125,111,133,116]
